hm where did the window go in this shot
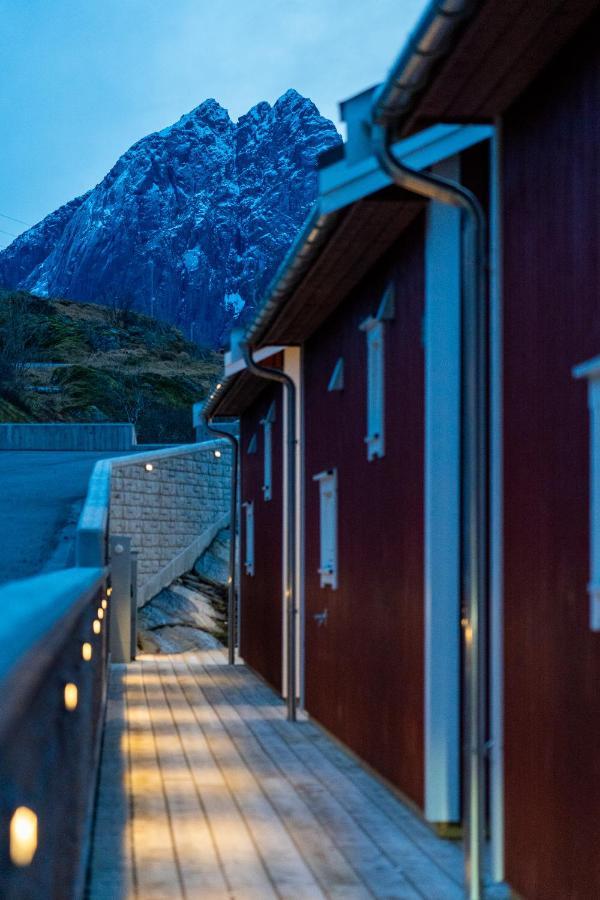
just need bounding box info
[359,283,394,462]
[243,500,254,576]
[313,469,338,589]
[260,401,276,501]
[360,317,385,460]
[573,355,600,629]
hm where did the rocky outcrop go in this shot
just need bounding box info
[138,526,230,653]
[0,91,341,347]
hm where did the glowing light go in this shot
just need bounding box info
[64,683,78,711]
[82,642,92,661]
[92,620,101,635]
[214,450,222,458]
[10,807,37,867]
[97,608,104,620]
[145,463,154,472]
[106,587,112,597]
[101,598,108,610]
[216,383,222,389]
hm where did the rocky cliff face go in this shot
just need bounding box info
[0,91,340,347]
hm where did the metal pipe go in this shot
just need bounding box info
[372,122,488,900]
[241,341,298,722]
[203,421,239,666]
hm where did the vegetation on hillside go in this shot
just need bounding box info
[0,290,222,443]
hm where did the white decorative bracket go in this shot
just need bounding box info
[327,357,344,392]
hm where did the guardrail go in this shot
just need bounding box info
[0,567,109,899]
[0,423,136,451]
[76,440,230,662]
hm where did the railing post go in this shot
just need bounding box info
[130,549,139,661]
[109,535,132,663]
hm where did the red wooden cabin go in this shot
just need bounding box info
[206,2,600,897]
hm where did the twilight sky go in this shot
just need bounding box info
[0,0,427,250]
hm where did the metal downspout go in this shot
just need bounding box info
[372,123,488,900]
[241,342,297,723]
[203,420,239,667]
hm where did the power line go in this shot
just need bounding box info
[0,227,18,238]
[0,212,30,227]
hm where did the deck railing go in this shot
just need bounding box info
[0,567,109,899]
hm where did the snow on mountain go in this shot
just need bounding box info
[0,91,340,347]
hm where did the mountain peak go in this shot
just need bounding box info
[160,98,232,136]
[0,92,341,347]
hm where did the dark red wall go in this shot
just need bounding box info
[240,374,284,694]
[303,216,425,808]
[502,19,600,900]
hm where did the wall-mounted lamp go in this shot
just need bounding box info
[10,807,38,867]
[64,683,78,711]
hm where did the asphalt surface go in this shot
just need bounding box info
[0,450,139,585]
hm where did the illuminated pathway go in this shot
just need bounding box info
[87,650,465,899]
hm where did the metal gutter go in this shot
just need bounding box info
[241,341,298,723]
[203,375,234,419]
[371,0,479,127]
[203,417,239,667]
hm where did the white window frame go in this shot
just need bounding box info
[573,355,600,629]
[243,500,254,576]
[260,401,276,501]
[313,469,338,589]
[359,317,385,460]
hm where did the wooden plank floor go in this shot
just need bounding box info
[86,649,467,899]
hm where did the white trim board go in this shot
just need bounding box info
[489,121,505,883]
[224,344,285,378]
[423,154,462,824]
[319,124,494,216]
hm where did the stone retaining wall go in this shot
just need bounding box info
[108,443,231,588]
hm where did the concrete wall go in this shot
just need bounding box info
[108,443,231,603]
[0,423,136,451]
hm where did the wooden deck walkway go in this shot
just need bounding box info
[86,649,466,899]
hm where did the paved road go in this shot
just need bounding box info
[0,450,138,585]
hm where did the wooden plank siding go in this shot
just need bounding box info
[303,215,426,810]
[240,368,284,694]
[502,19,600,900]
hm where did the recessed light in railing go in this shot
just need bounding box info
[101,598,108,610]
[10,807,37,867]
[82,642,92,661]
[97,608,104,620]
[145,463,154,472]
[92,620,101,635]
[106,587,112,597]
[64,683,78,711]
[214,450,222,458]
